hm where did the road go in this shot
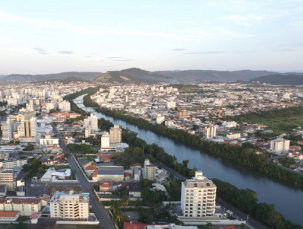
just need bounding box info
[54,127,116,229]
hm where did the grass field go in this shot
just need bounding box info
[238,115,303,134]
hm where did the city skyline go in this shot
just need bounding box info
[0,0,303,74]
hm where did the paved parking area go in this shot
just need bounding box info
[26,183,48,197]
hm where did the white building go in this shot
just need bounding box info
[203,125,217,139]
[50,191,89,219]
[181,171,216,218]
[226,133,241,140]
[167,101,176,109]
[1,118,13,142]
[59,100,71,112]
[156,115,165,125]
[89,113,98,130]
[85,125,91,138]
[270,138,290,153]
[101,132,110,148]
[109,125,122,143]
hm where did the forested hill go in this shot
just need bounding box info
[95,68,175,83]
[0,72,102,82]
[156,70,276,83]
[249,74,303,85]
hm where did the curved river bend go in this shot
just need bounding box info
[76,95,303,225]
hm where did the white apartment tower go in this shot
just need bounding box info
[59,100,71,112]
[50,191,89,219]
[101,132,110,148]
[270,138,290,153]
[1,118,13,142]
[90,113,98,130]
[110,125,122,143]
[203,125,217,139]
[181,171,216,218]
[144,159,156,180]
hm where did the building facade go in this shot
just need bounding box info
[109,125,122,143]
[270,138,290,153]
[181,171,216,218]
[50,191,89,219]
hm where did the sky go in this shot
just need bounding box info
[0,0,303,74]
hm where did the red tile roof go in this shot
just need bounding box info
[124,221,146,229]
[0,211,19,217]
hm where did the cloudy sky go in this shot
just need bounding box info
[1,0,303,74]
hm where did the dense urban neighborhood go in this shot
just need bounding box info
[0,80,303,229]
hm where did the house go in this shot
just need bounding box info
[124,221,146,229]
[128,182,142,198]
[82,162,97,176]
[100,182,112,191]
[96,153,112,163]
[0,211,19,221]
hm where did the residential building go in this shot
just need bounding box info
[50,191,89,219]
[20,117,37,137]
[0,198,42,216]
[181,171,216,218]
[156,115,165,124]
[203,125,217,139]
[226,133,241,140]
[270,138,290,153]
[144,159,156,180]
[110,125,122,143]
[0,211,19,221]
[1,118,13,142]
[101,132,110,148]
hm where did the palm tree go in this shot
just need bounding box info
[120,196,129,209]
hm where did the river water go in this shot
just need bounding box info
[76,95,303,225]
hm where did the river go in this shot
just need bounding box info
[76,95,303,225]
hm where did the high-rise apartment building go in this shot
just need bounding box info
[90,113,98,130]
[1,118,13,142]
[20,117,37,137]
[181,171,216,218]
[202,125,217,139]
[110,125,122,143]
[270,138,290,153]
[50,191,89,219]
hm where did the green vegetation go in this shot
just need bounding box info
[170,84,204,93]
[23,143,35,151]
[250,73,303,85]
[24,158,45,179]
[94,105,303,187]
[225,106,303,134]
[67,143,97,154]
[278,157,296,168]
[73,90,302,228]
[214,179,303,229]
[0,101,7,106]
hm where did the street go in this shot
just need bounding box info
[54,127,116,229]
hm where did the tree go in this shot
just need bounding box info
[120,196,129,209]
[182,159,189,168]
[22,164,31,172]
[240,223,246,229]
[23,143,34,151]
[38,166,45,174]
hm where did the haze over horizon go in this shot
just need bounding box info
[1,0,303,75]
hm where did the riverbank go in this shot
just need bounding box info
[70,93,302,228]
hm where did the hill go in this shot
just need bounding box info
[0,72,102,82]
[156,70,276,83]
[95,68,175,83]
[249,74,303,85]
[45,76,92,84]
